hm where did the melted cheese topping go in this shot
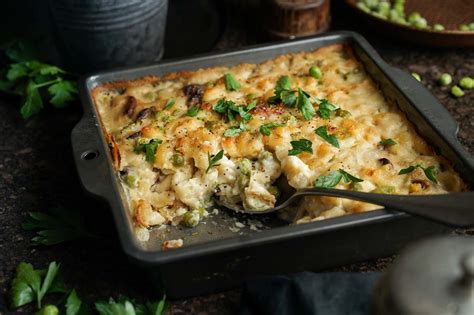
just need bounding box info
[93,44,465,231]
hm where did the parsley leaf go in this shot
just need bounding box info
[186,106,200,117]
[163,98,175,110]
[259,122,285,136]
[268,76,296,106]
[339,169,363,183]
[0,44,77,119]
[315,169,363,188]
[316,98,338,119]
[206,150,224,173]
[134,139,162,163]
[379,138,397,146]
[398,164,438,184]
[315,125,339,148]
[224,73,241,91]
[48,80,78,107]
[9,262,61,309]
[20,79,43,119]
[315,171,343,188]
[212,98,254,122]
[281,90,297,107]
[22,207,94,246]
[288,138,313,156]
[95,295,167,315]
[297,88,315,120]
[224,122,245,137]
[66,289,87,315]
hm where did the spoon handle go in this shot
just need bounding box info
[295,189,474,227]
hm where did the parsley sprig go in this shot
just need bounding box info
[134,139,162,163]
[224,122,246,137]
[10,261,65,309]
[163,98,175,110]
[224,73,241,91]
[0,43,78,119]
[212,98,255,122]
[315,98,338,119]
[259,122,285,136]
[22,207,94,246]
[288,139,313,156]
[399,164,438,183]
[315,169,363,188]
[315,125,339,148]
[206,150,224,173]
[9,261,167,315]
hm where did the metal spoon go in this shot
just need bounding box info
[218,176,474,227]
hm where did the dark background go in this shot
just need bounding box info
[0,0,473,314]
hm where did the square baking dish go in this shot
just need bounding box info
[71,31,474,298]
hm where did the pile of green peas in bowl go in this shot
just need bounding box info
[356,0,474,32]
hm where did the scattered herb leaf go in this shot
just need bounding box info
[259,122,285,136]
[315,169,363,188]
[163,98,175,110]
[315,126,339,148]
[186,106,200,117]
[206,150,224,173]
[22,207,94,246]
[48,80,78,107]
[315,98,338,119]
[95,295,167,315]
[224,122,245,137]
[134,139,162,163]
[212,98,254,122]
[297,88,315,120]
[267,76,296,106]
[379,138,397,146]
[288,138,313,156]
[224,73,241,91]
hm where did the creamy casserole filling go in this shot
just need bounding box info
[93,44,465,237]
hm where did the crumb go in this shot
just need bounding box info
[161,238,183,251]
[235,222,245,228]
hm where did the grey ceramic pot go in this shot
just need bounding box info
[49,0,168,73]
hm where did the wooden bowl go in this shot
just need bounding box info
[346,0,474,47]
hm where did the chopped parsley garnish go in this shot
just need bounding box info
[315,169,363,188]
[186,106,200,117]
[267,76,296,106]
[163,98,175,110]
[134,139,162,163]
[315,98,338,119]
[224,73,241,91]
[288,138,313,156]
[212,98,254,122]
[297,88,315,120]
[224,122,245,137]
[315,126,339,148]
[379,138,397,146]
[259,122,285,136]
[206,150,224,173]
[398,164,438,184]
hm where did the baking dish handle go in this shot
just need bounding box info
[71,115,112,198]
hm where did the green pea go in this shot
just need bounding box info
[268,185,280,199]
[411,72,421,82]
[36,305,59,315]
[451,85,465,98]
[394,3,405,16]
[459,77,473,90]
[412,17,428,29]
[459,24,470,31]
[183,210,200,227]
[407,12,422,24]
[261,151,274,160]
[469,23,474,31]
[377,1,391,17]
[309,66,322,79]
[239,158,252,175]
[171,153,184,166]
[433,24,445,31]
[124,175,138,188]
[372,185,396,194]
[144,92,156,102]
[438,73,452,86]
[356,2,371,13]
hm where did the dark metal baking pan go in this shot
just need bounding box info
[71,31,474,298]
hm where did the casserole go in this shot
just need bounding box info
[72,32,474,298]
